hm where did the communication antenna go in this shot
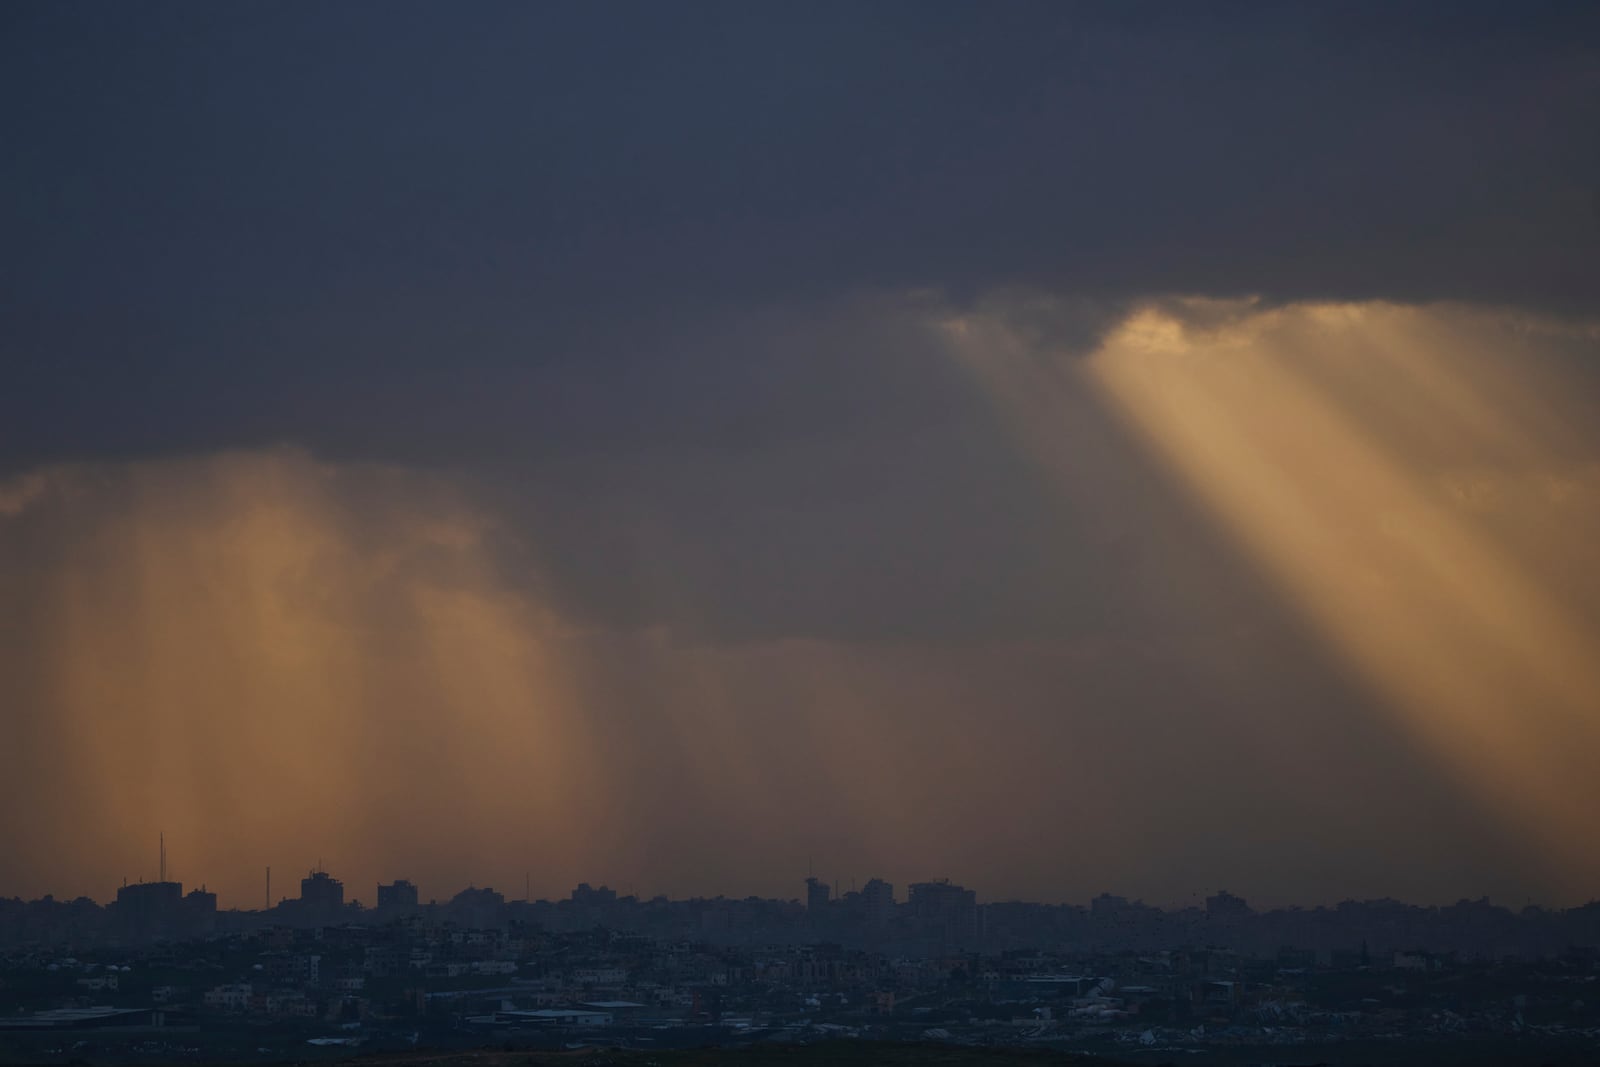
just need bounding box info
[266,867,271,911]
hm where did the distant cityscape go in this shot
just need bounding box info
[12,859,1600,959]
[5,854,1600,1062]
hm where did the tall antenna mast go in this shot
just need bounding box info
[266,866,271,911]
[159,832,166,883]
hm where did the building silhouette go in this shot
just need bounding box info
[861,878,895,926]
[908,879,978,945]
[805,877,830,915]
[110,880,215,942]
[299,870,344,925]
[376,879,419,916]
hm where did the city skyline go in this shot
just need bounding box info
[11,835,1599,916]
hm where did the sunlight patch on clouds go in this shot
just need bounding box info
[954,297,1600,893]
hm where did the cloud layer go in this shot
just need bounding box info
[3,3,1596,472]
[3,298,1596,907]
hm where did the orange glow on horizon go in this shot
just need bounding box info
[0,449,1161,906]
[6,297,1599,908]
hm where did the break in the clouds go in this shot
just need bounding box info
[1,3,1598,908]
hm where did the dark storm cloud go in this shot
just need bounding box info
[2,1,1596,470]
[3,0,1595,646]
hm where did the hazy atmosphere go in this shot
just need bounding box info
[3,2,1598,912]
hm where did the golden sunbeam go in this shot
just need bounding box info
[0,450,601,905]
[0,448,1148,904]
[1069,302,1600,890]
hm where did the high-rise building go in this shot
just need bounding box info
[805,877,830,914]
[376,879,419,915]
[183,886,218,937]
[112,880,183,942]
[300,870,344,924]
[908,879,977,944]
[861,878,895,925]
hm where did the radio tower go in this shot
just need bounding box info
[159,832,166,883]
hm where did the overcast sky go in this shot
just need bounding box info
[2,2,1598,909]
